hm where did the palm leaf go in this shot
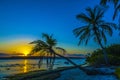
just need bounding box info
[100,0,108,5]
[56,47,66,55]
[76,13,91,23]
[73,26,88,37]
[113,4,120,20]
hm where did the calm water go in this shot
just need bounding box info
[0,58,85,78]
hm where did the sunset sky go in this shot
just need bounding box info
[0,0,120,56]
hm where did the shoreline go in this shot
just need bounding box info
[4,66,78,80]
[3,65,118,80]
[0,56,86,60]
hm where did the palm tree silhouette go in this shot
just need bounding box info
[30,33,80,70]
[73,6,117,65]
[100,0,120,20]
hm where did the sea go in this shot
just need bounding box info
[0,58,86,78]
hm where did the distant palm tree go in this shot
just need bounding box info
[73,6,117,65]
[100,0,120,20]
[30,33,79,70]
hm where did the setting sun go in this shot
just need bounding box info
[23,50,29,56]
[0,38,33,56]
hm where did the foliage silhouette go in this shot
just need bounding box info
[30,33,81,70]
[73,6,117,65]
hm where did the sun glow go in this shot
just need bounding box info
[0,37,34,56]
[23,50,29,56]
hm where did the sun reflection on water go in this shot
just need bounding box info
[23,59,27,73]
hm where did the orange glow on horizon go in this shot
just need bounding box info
[0,38,33,56]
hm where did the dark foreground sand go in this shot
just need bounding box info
[3,66,118,80]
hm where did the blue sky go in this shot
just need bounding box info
[0,0,120,54]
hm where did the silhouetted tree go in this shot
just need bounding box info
[73,6,117,65]
[30,33,80,70]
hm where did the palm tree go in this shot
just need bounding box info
[73,6,117,65]
[100,0,120,20]
[29,33,80,70]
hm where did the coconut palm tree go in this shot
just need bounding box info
[29,33,80,70]
[73,6,117,65]
[100,0,120,20]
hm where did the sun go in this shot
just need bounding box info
[23,50,29,56]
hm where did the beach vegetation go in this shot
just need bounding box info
[86,44,120,66]
[115,67,120,79]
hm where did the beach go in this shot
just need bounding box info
[2,66,118,80]
[0,58,118,80]
[0,58,85,78]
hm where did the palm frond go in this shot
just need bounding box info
[56,47,66,55]
[86,7,95,20]
[113,4,120,20]
[100,24,113,36]
[30,40,47,46]
[93,36,99,44]
[42,33,57,47]
[78,27,91,45]
[95,8,105,22]
[76,13,91,23]
[112,0,119,7]
[42,33,50,40]
[73,26,88,37]
[100,0,120,20]
[84,33,91,45]
[100,0,108,5]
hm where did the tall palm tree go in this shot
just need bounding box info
[29,33,80,70]
[73,6,117,65]
[100,0,120,20]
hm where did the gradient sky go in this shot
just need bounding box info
[0,0,120,55]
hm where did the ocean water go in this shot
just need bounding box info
[0,58,85,78]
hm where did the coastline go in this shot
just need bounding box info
[0,56,86,60]
[3,65,118,80]
[4,66,77,80]
[0,58,119,80]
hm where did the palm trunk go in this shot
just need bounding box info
[94,30,109,65]
[52,51,84,70]
[99,41,109,65]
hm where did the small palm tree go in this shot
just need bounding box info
[73,6,117,65]
[29,33,79,70]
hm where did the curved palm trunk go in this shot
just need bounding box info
[55,53,85,70]
[50,49,84,70]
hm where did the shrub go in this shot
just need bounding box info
[115,68,120,79]
[86,44,120,66]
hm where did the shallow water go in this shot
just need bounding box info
[56,68,118,80]
[0,58,85,78]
